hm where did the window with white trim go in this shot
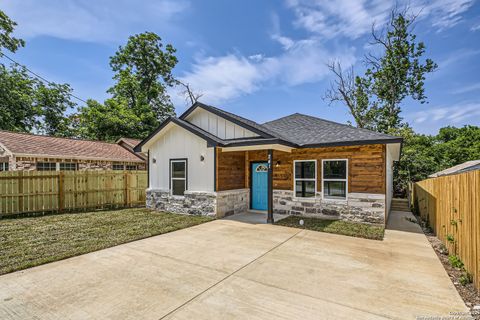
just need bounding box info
[37,162,57,171]
[59,163,77,171]
[170,159,187,196]
[294,160,316,198]
[0,162,8,171]
[126,165,138,171]
[322,160,347,199]
[112,164,124,170]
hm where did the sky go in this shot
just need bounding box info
[1,0,479,135]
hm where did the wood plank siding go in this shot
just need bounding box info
[216,144,386,194]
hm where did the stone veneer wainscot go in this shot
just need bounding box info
[273,190,385,225]
[146,188,249,218]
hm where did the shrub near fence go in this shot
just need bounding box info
[413,170,479,291]
[0,171,147,217]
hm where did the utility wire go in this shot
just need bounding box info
[0,52,88,104]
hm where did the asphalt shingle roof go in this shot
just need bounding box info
[0,131,144,162]
[262,113,401,146]
[137,102,402,150]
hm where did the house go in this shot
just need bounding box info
[428,160,480,178]
[0,130,146,171]
[135,102,402,225]
[116,137,147,161]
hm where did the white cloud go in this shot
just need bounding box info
[471,22,480,31]
[451,82,480,94]
[409,102,480,124]
[176,40,356,104]
[1,0,189,43]
[285,0,475,40]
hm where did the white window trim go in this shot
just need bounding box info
[170,159,187,197]
[293,159,317,199]
[321,159,348,201]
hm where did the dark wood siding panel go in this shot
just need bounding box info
[267,144,385,194]
[217,150,246,191]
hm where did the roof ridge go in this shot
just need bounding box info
[0,130,127,145]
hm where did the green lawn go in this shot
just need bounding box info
[0,208,212,275]
[275,216,384,240]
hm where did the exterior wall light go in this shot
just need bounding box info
[200,155,205,162]
[152,157,156,164]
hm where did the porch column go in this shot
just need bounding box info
[267,149,274,224]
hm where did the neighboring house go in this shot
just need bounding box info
[0,131,145,171]
[116,137,146,161]
[135,102,402,225]
[428,160,480,178]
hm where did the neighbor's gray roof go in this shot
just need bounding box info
[428,160,480,178]
[262,113,401,147]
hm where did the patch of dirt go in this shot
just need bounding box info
[413,214,480,319]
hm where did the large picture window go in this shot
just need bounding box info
[170,159,187,196]
[322,160,347,199]
[294,160,316,198]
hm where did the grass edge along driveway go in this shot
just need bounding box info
[275,216,385,240]
[0,208,212,275]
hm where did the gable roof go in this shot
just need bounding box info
[0,130,144,162]
[117,138,141,149]
[180,102,277,138]
[262,113,402,147]
[428,160,480,178]
[135,102,402,152]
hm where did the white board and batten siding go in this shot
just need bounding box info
[148,124,215,192]
[185,107,259,139]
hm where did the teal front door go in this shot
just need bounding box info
[251,162,268,211]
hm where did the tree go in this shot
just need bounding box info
[108,32,177,122]
[366,9,437,132]
[35,82,76,136]
[74,32,179,141]
[392,125,480,197]
[325,8,437,133]
[176,80,203,106]
[323,61,377,129]
[74,99,146,142]
[0,9,25,54]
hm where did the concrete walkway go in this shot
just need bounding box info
[0,211,469,319]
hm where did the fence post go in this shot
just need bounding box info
[124,172,129,207]
[58,172,64,212]
[18,171,24,213]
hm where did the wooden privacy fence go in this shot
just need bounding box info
[0,171,148,217]
[412,170,479,290]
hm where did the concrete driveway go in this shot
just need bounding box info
[0,211,468,320]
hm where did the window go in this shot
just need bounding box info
[0,162,8,171]
[59,163,77,171]
[170,159,187,196]
[112,164,124,170]
[322,160,347,199]
[294,160,316,198]
[37,162,57,171]
[126,165,138,171]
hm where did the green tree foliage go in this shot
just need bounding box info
[74,32,178,141]
[325,9,437,133]
[393,125,480,196]
[74,99,147,141]
[365,11,437,132]
[0,9,25,54]
[0,9,76,136]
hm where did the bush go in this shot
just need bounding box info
[459,273,473,286]
[448,255,464,269]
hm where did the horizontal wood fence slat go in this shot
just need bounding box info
[0,171,147,217]
[413,170,479,291]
